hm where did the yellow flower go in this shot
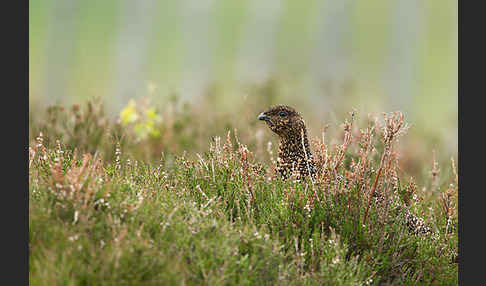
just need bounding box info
[120,99,161,139]
[150,129,161,138]
[120,99,139,125]
[146,107,161,122]
[144,120,161,139]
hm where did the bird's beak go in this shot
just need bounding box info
[258,112,270,121]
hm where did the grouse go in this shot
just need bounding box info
[258,105,315,180]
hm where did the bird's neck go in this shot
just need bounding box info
[279,128,313,160]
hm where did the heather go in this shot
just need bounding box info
[29,95,457,285]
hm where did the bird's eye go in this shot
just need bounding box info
[279,111,287,117]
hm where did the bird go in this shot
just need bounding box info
[258,105,315,180]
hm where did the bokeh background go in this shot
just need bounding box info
[29,0,457,183]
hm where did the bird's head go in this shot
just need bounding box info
[258,105,306,139]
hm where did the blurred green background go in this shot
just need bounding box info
[29,0,457,155]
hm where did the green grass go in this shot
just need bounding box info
[29,99,457,285]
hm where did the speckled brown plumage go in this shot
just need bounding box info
[258,105,315,180]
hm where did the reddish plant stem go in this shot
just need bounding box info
[363,149,386,225]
